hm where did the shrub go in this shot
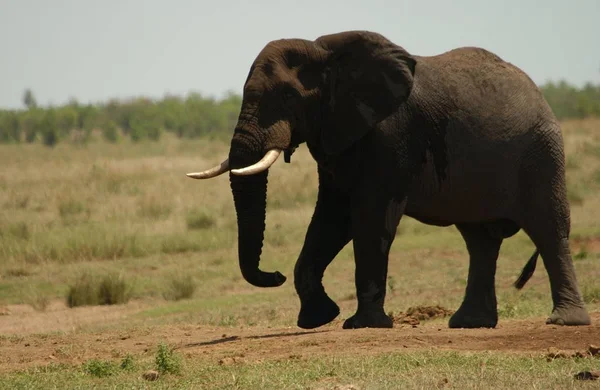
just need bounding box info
[83,359,117,377]
[67,271,133,308]
[98,273,132,305]
[66,272,99,308]
[163,273,196,301]
[120,354,135,371]
[155,342,181,375]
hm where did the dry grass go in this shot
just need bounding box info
[0,120,599,387]
[0,121,599,313]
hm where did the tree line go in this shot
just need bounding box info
[0,90,242,146]
[1,81,599,147]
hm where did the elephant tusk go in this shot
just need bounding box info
[186,158,230,179]
[230,149,282,176]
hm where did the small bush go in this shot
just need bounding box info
[155,343,181,375]
[120,354,135,371]
[186,210,216,230]
[67,271,133,307]
[163,273,196,301]
[66,272,98,308]
[83,359,117,377]
[98,273,132,305]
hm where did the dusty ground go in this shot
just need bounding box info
[1,304,598,374]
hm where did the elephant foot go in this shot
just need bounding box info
[297,294,340,329]
[546,304,591,326]
[448,305,497,329]
[342,309,393,329]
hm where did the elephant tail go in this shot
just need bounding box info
[513,249,540,289]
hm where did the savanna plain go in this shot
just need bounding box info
[1,119,600,389]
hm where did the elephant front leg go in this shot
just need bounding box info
[343,195,406,329]
[295,173,352,329]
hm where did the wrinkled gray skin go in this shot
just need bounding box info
[194,31,591,329]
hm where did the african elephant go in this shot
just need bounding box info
[187,30,591,329]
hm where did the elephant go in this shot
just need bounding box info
[187,30,591,329]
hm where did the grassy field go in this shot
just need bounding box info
[1,119,600,389]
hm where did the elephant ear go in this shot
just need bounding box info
[316,31,416,156]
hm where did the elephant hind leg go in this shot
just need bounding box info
[518,143,590,326]
[519,206,590,326]
[520,223,590,325]
[449,222,503,329]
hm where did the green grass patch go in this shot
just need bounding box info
[2,350,600,389]
[82,359,118,378]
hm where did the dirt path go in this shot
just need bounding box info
[1,312,598,373]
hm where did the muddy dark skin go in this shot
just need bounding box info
[203,31,590,329]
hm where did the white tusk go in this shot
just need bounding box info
[186,159,230,179]
[230,149,282,176]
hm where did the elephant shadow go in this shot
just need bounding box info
[182,330,328,349]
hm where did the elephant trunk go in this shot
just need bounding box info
[221,108,291,288]
[230,171,286,287]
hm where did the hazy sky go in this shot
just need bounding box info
[1,0,599,109]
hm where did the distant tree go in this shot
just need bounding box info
[0,111,21,143]
[56,106,79,135]
[41,109,59,147]
[20,109,42,143]
[22,89,37,110]
[76,104,99,131]
[540,80,600,119]
[102,120,120,143]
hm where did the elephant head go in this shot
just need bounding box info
[187,31,416,288]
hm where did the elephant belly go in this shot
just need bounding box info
[404,151,520,226]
